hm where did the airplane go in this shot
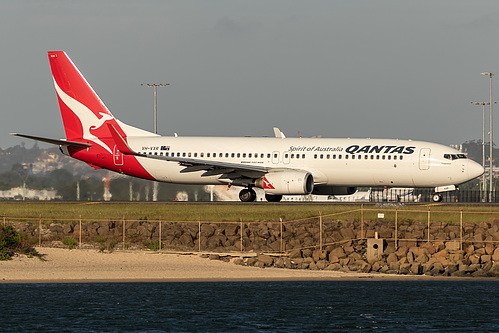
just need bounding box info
[12,51,484,202]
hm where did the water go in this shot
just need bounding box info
[0,281,497,332]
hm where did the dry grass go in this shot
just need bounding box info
[0,202,498,224]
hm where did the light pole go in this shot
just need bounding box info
[141,83,169,135]
[142,83,169,201]
[481,72,496,202]
[472,101,494,202]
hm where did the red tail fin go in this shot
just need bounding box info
[48,51,124,153]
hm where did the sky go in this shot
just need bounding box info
[2,1,499,148]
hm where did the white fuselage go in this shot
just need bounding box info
[125,136,483,188]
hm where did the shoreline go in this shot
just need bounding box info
[1,247,495,283]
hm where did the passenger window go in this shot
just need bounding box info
[365,155,368,160]
[314,154,318,159]
[165,152,169,157]
[242,153,246,158]
[188,153,191,157]
[302,154,305,159]
[371,155,374,159]
[400,156,403,160]
[394,155,397,160]
[237,153,240,158]
[200,153,203,157]
[388,155,391,160]
[338,155,342,159]
[194,153,197,157]
[267,153,271,158]
[382,155,385,160]
[351,155,355,159]
[376,155,379,160]
[320,154,323,159]
[333,155,336,159]
[274,153,278,158]
[231,153,235,158]
[160,152,163,156]
[206,153,210,157]
[327,154,330,159]
[345,154,348,159]
[249,153,252,158]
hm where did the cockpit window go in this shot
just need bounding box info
[444,153,467,160]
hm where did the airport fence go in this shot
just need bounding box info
[2,205,499,254]
[368,189,491,203]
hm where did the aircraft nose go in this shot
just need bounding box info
[468,160,484,179]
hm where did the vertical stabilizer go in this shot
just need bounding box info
[48,51,117,142]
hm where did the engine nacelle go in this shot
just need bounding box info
[255,171,314,195]
[312,185,357,196]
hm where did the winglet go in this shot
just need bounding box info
[273,127,286,139]
[107,123,137,155]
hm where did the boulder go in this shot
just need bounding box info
[399,263,411,274]
[434,249,449,258]
[484,244,495,255]
[288,249,302,259]
[445,264,458,275]
[395,246,409,259]
[492,248,499,262]
[246,257,258,266]
[232,258,245,266]
[302,248,313,258]
[370,261,382,272]
[274,257,293,268]
[325,263,342,271]
[469,254,481,265]
[257,254,274,267]
[316,260,328,270]
[415,254,429,264]
[340,227,355,240]
[386,253,398,264]
[489,262,499,276]
[330,247,346,259]
[359,262,372,273]
[209,254,220,261]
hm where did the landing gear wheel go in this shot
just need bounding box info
[239,188,257,202]
[432,193,443,202]
[265,194,283,202]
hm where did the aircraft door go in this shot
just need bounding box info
[113,145,124,166]
[272,151,280,164]
[419,148,430,170]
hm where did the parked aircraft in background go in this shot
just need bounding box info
[12,52,484,202]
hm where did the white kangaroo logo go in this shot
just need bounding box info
[53,78,114,154]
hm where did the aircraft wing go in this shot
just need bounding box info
[107,124,269,182]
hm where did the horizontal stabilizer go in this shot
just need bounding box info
[10,133,91,148]
[106,124,137,155]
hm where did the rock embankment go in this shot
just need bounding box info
[229,240,499,278]
[6,217,499,277]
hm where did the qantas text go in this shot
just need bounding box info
[345,145,416,154]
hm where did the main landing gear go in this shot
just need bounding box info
[239,188,257,202]
[432,193,443,202]
[265,194,283,202]
[238,188,283,202]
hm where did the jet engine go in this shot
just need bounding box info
[255,171,314,195]
[312,185,357,195]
